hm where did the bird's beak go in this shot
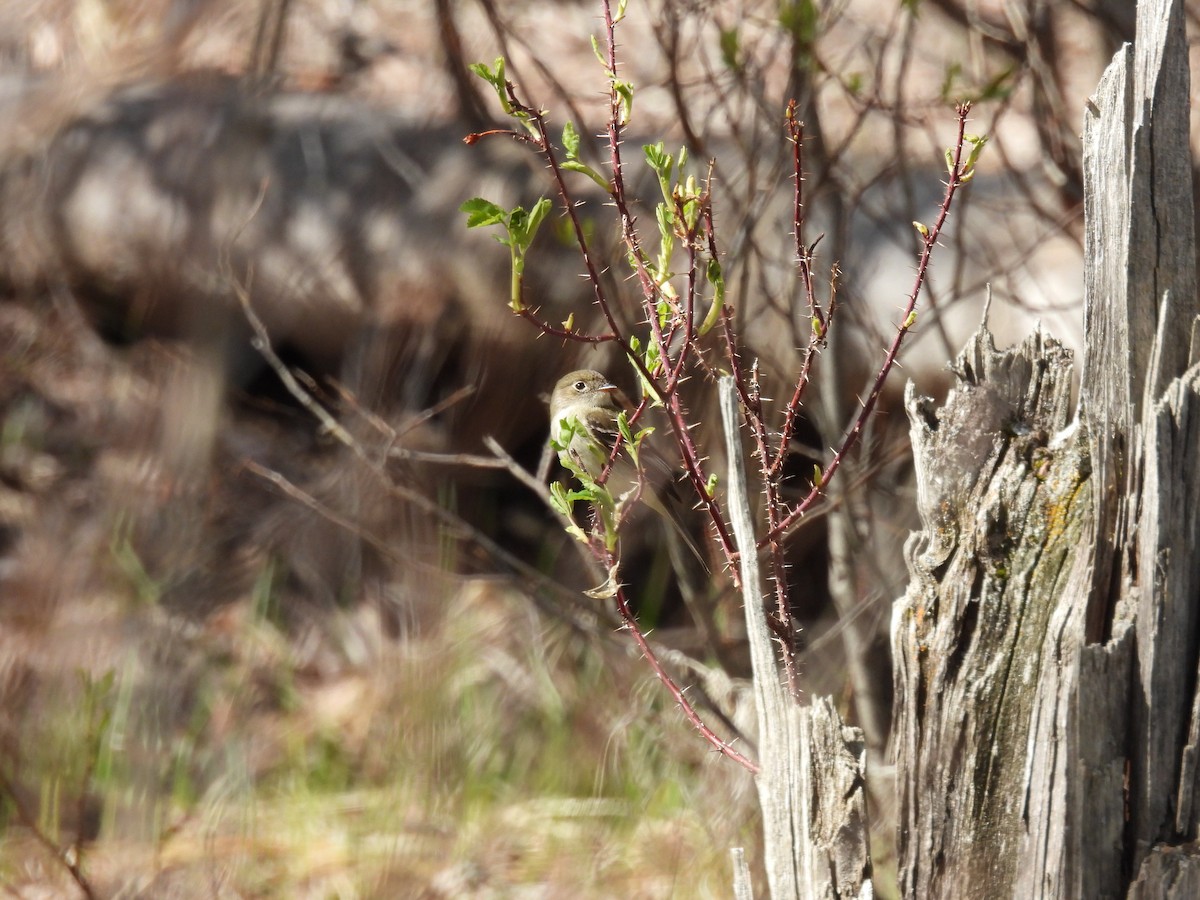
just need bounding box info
[599,383,618,393]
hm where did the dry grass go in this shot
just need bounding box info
[0,517,756,897]
[0,283,757,897]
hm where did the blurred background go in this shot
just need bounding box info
[0,0,1187,896]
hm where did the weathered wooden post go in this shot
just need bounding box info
[892,0,1200,896]
[722,379,874,900]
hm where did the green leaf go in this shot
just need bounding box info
[699,257,725,335]
[468,59,502,90]
[705,473,719,499]
[682,197,700,230]
[655,203,673,239]
[469,58,512,114]
[616,411,634,447]
[631,344,663,404]
[645,142,678,216]
[550,414,582,452]
[644,142,671,178]
[644,336,661,369]
[525,197,553,242]
[939,62,963,104]
[963,132,989,173]
[507,197,553,250]
[460,197,507,229]
[562,120,581,159]
[779,0,819,47]
[614,81,634,125]
[550,481,575,516]
[561,159,611,191]
[719,27,740,70]
[657,298,672,328]
[591,34,606,67]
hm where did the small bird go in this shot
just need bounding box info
[548,365,719,652]
[548,369,632,485]
[549,369,706,565]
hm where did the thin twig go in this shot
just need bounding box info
[607,552,760,774]
[234,286,358,450]
[764,102,975,545]
[0,766,97,900]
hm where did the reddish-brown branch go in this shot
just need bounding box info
[787,101,823,329]
[718,309,762,445]
[593,0,736,561]
[464,79,633,354]
[516,307,618,343]
[463,128,539,146]
[483,74,634,358]
[769,344,821,481]
[745,360,802,697]
[607,552,760,774]
[770,266,838,480]
[763,102,974,546]
[768,102,836,480]
[666,223,700,389]
[527,114,631,350]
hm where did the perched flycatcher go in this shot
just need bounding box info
[549,369,704,562]
[549,369,631,483]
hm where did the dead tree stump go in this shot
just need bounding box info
[892,0,1200,896]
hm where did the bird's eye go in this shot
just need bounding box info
[574,380,587,391]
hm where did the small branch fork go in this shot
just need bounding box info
[762,101,976,545]
[464,0,976,764]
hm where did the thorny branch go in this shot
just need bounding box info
[764,101,977,545]
[605,550,760,775]
[463,0,977,762]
